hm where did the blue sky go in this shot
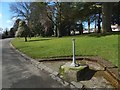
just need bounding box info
[0,2,15,33]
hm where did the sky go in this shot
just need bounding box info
[0,2,16,33]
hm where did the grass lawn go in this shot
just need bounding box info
[11,34,119,67]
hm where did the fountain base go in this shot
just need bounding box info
[59,62,88,82]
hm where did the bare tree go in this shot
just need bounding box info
[10,2,31,26]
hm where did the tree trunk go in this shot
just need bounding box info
[95,19,97,33]
[117,2,120,25]
[57,3,62,37]
[25,36,27,42]
[102,2,113,33]
[54,2,62,37]
[94,14,97,33]
[54,25,57,37]
[88,18,90,33]
[97,12,101,33]
[67,24,71,36]
[57,26,61,37]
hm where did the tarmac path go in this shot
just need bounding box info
[2,38,66,89]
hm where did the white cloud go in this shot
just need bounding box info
[11,17,18,22]
[12,17,17,20]
[6,20,13,29]
[5,17,18,30]
[6,20,12,24]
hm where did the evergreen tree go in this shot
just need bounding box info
[16,21,30,42]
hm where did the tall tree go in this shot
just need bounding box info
[102,2,113,33]
[46,2,62,37]
[13,18,21,31]
[111,2,120,25]
[29,2,45,36]
[76,2,102,33]
[30,2,53,37]
[5,29,8,37]
[16,21,30,42]
[9,28,15,37]
[10,2,32,37]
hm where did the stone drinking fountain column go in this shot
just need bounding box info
[59,38,88,82]
[71,38,79,67]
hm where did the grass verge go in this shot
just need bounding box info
[11,34,119,67]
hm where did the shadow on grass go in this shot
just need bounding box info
[87,32,120,38]
[28,38,51,42]
[77,67,97,81]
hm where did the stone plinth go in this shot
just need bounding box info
[59,62,88,82]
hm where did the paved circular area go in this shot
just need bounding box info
[42,60,114,88]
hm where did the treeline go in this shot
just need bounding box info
[9,2,120,41]
[0,28,15,39]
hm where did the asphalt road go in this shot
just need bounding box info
[2,38,66,89]
[0,39,2,90]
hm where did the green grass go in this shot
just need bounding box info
[11,34,119,67]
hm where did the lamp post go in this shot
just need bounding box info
[71,38,78,67]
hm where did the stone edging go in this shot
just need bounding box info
[9,42,84,89]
